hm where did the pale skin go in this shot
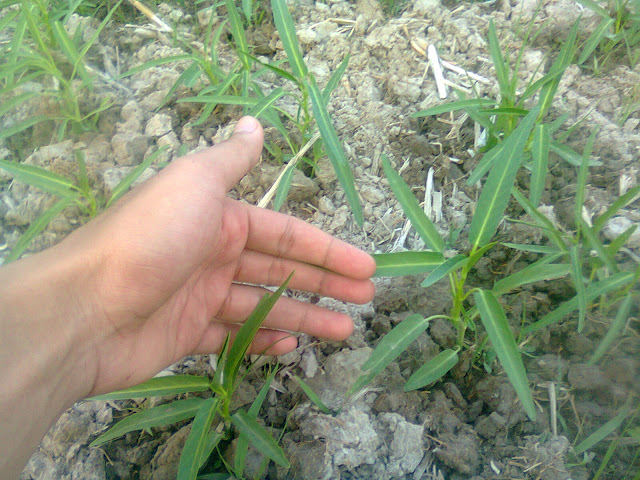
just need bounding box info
[0,116,376,477]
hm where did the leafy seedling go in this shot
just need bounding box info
[0,146,167,261]
[90,274,294,479]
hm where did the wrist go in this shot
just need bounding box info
[0,240,102,476]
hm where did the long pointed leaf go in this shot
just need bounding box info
[373,251,444,277]
[178,397,221,480]
[90,375,210,401]
[530,124,550,207]
[569,246,587,331]
[322,55,349,103]
[404,349,459,391]
[235,369,278,477]
[226,0,250,70]
[488,19,511,103]
[593,185,640,232]
[578,17,615,65]
[381,155,444,251]
[574,402,632,455]
[589,294,634,365]
[107,146,168,207]
[412,98,496,118]
[307,77,362,224]
[349,314,431,394]
[474,290,536,420]
[512,188,568,251]
[0,159,77,197]
[421,254,467,288]
[6,197,73,262]
[469,107,539,248]
[90,398,206,447]
[270,0,307,78]
[492,260,569,296]
[231,410,290,468]
[522,272,634,334]
[223,274,292,392]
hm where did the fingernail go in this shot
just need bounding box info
[234,116,258,134]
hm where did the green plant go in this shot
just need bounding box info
[351,102,639,423]
[413,17,594,209]
[89,276,292,480]
[0,0,121,141]
[576,0,640,71]
[0,146,167,262]
[126,0,362,221]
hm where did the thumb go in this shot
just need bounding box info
[195,116,264,193]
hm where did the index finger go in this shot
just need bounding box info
[242,203,376,280]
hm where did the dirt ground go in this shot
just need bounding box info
[2,0,640,478]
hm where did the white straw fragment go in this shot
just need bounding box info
[258,132,321,209]
[428,44,448,99]
[127,0,172,32]
[441,60,491,85]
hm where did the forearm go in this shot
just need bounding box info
[0,242,98,478]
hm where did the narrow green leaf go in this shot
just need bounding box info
[90,375,210,401]
[575,0,610,18]
[270,0,307,78]
[120,54,195,78]
[530,124,550,207]
[578,17,615,65]
[373,251,444,277]
[51,21,92,88]
[465,242,497,269]
[0,159,76,197]
[488,19,511,103]
[580,219,618,273]
[177,95,257,106]
[349,314,431,394]
[107,146,168,207]
[550,141,603,167]
[512,188,568,252]
[231,410,290,468]
[478,107,529,116]
[322,55,349,103]
[502,242,561,254]
[178,397,221,480]
[0,115,51,140]
[226,0,250,70]
[292,375,332,414]
[589,294,634,365]
[474,290,536,421]
[6,197,73,262]
[492,260,569,296]
[90,398,206,447]
[606,224,637,257]
[538,19,579,119]
[0,91,39,118]
[381,155,444,251]
[235,369,278,477]
[404,349,459,391]
[575,130,597,229]
[412,98,496,117]
[569,246,587,331]
[593,185,640,233]
[421,254,468,288]
[247,87,286,118]
[469,107,539,248]
[467,141,507,186]
[574,402,632,455]
[307,78,362,224]
[522,272,634,334]
[273,165,295,211]
[198,430,224,472]
[223,274,292,393]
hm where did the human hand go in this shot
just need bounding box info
[62,116,376,396]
